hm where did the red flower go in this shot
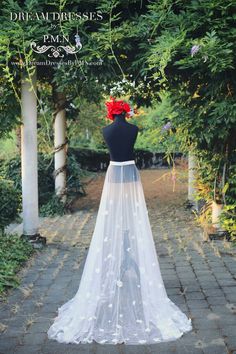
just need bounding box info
[105,96,131,120]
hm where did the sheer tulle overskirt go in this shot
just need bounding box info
[47,160,192,345]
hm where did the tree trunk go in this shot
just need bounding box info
[21,68,39,235]
[53,90,67,202]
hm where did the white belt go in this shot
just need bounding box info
[110,160,135,166]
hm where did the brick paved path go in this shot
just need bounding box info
[0,168,236,354]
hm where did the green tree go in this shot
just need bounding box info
[134,0,236,236]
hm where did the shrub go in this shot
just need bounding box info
[0,178,21,232]
[220,205,236,240]
[0,152,85,217]
[39,194,67,217]
[0,233,34,295]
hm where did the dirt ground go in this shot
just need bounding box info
[72,165,189,212]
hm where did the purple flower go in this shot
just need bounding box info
[162,122,172,132]
[191,45,200,57]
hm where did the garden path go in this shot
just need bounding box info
[0,168,236,354]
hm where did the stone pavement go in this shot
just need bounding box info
[0,168,236,354]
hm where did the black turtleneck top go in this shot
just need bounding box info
[102,113,139,162]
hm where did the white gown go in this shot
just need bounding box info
[47,160,192,345]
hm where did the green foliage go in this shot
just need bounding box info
[129,0,234,144]
[39,194,67,217]
[219,162,236,240]
[0,177,21,232]
[134,91,180,153]
[225,161,236,205]
[0,82,21,138]
[66,153,87,194]
[193,150,236,238]
[0,0,46,136]
[0,154,54,206]
[0,0,155,130]
[0,233,34,295]
[131,0,236,234]
[0,0,114,139]
[0,156,22,190]
[1,154,47,204]
[139,0,236,154]
[68,98,106,150]
[220,205,236,242]
[194,150,227,203]
[0,132,18,159]
[39,154,87,216]
[0,151,85,216]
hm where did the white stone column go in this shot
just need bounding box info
[21,69,39,235]
[54,91,67,199]
[212,201,223,229]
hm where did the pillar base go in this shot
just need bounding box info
[184,200,194,208]
[20,233,47,248]
[208,229,231,242]
[184,199,196,210]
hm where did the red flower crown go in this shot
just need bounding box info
[105,96,131,121]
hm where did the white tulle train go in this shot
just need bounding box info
[47,160,192,345]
